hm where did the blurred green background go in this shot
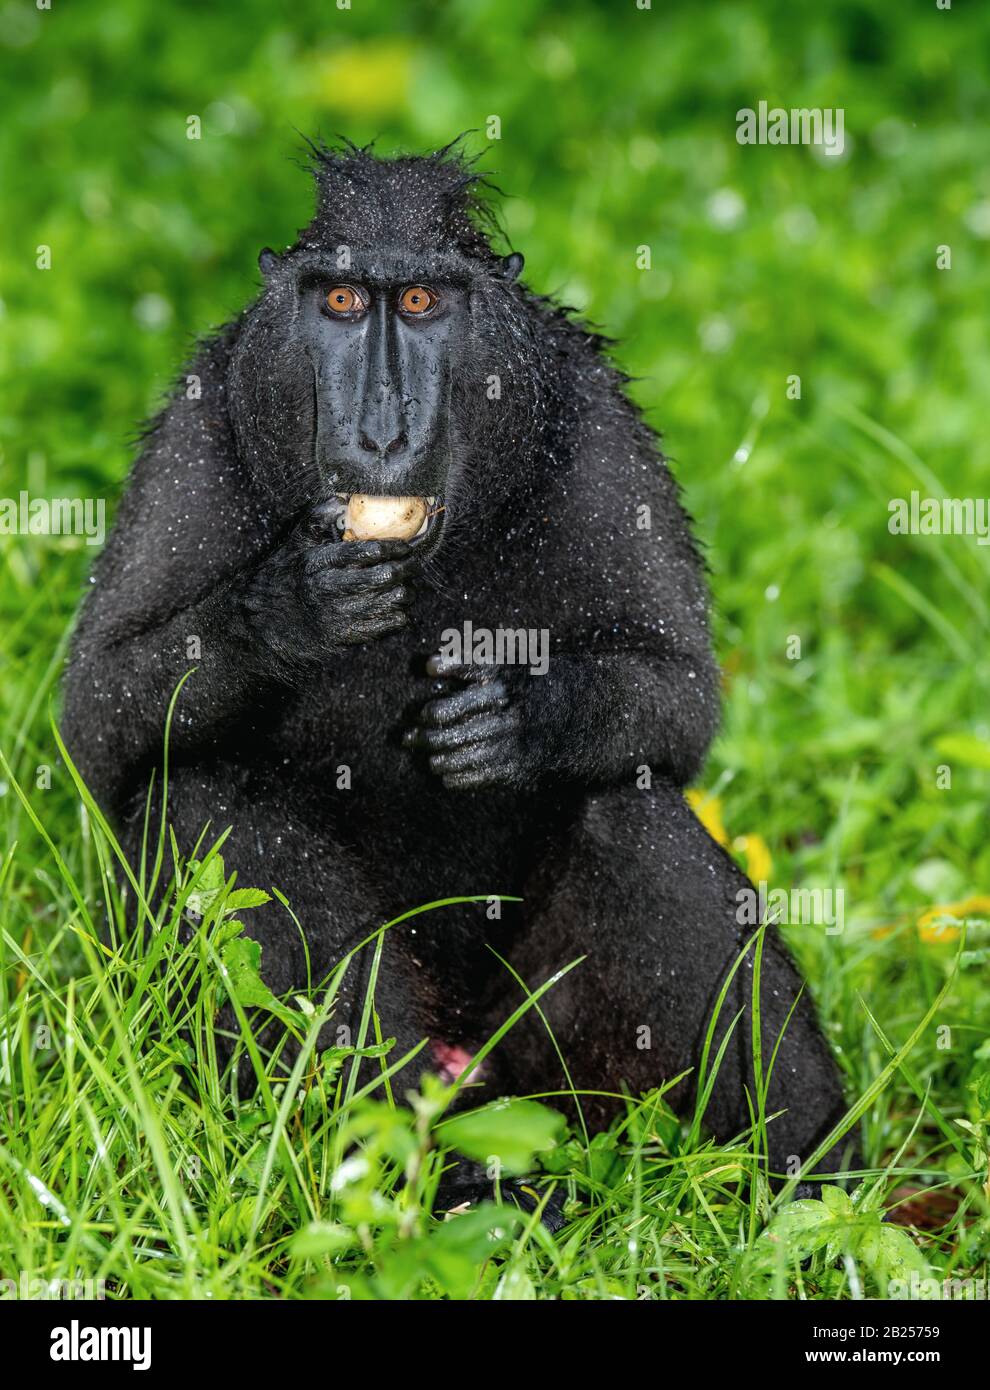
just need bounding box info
[1,0,989,1096]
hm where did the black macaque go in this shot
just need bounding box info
[62,140,856,1214]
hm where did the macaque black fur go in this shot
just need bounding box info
[62,139,856,1199]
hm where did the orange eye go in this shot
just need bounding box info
[325,285,365,316]
[398,285,437,316]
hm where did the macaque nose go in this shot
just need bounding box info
[358,428,407,456]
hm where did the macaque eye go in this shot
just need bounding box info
[325,285,366,316]
[398,285,438,316]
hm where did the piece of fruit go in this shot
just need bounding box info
[343,494,428,541]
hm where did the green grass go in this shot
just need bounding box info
[2,0,990,1299]
[0,736,978,1301]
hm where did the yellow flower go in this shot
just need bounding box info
[916,895,990,944]
[310,42,412,117]
[686,791,773,882]
[734,833,773,886]
[687,789,728,846]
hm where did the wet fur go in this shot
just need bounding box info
[62,140,855,1193]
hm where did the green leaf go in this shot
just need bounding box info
[321,1040,395,1067]
[761,1199,835,1261]
[826,1211,881,1266]
[961,948,990,970]
[969,1072,990,1121]
[186,854,227,919]
[219,936,270,1007]
[224,888,272,912]
[370,1206,524,1299]
[934,733,990,770]
[859,1223,931,1288]
[215,917,245,948]
[493,1267,537,1300]
[193,855,225,892]
[430,1202,521,1255]
[186,859,270,923]
[217,1195,255,1245]
[439,1099,566,1175]
[290,1222,356,1258]
[219,936,296,1023]
[821,1184,852,1215]
[422,1247,480,1299]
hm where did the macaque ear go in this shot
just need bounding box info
[258,247,279,275]
[501,251,525,281]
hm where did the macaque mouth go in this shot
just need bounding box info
[335,492,445,546]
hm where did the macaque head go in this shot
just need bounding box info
[227,140,532,551]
